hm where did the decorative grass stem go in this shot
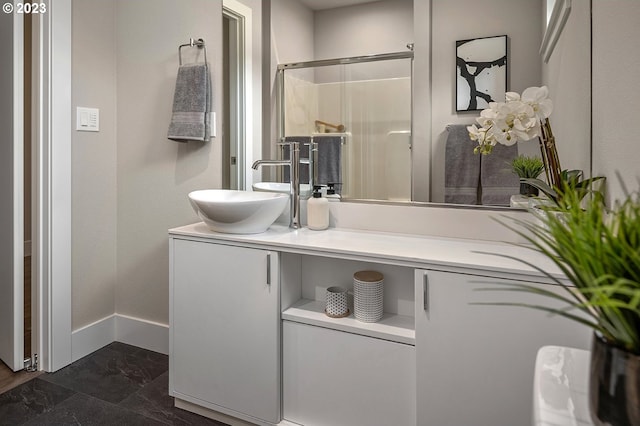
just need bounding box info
[538,118,563,189]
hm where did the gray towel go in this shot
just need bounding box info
[283,136,311,183]
[480,143,519,206]
[167,63,211,142]
[444,125,480,204]
[283,135,343,193]
[315,135,342,193]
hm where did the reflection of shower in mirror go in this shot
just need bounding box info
[278,51,413,202]
[314,120,345,133]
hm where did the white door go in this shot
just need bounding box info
[0,8,25,372]
[170,238,280,424]
[415,269,592,426]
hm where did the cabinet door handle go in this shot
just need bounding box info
[423,273,429,312]
[266,253,271,286]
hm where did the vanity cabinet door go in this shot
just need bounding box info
[414,269,592,426]
[170,238,280,424]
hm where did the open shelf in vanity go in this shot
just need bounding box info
[279,252,416,344]
[279,252,417,426]
[282,299,415,344]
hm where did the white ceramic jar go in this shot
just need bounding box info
[353,270,384,323]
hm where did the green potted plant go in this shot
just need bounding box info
[488,187,640,425]
[522,169,606,209]
[510,155,545,196]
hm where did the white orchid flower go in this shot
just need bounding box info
[510,100,534,117]
[505,91,521,102]
[468,85,555,154]
[480,105,500,119]
[521,85,548,102]
[512,117,539,140]
[521,86,553,119]
[468,124,498,154]
[494,126,517,146]
[467,124,481,141]
[493,102,512,116]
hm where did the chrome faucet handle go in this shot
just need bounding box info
[276,141,300,149]
[301,142,318,188]
[255,142,301,229]
[276,141,301,165]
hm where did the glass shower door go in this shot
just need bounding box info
[280,54,413,201]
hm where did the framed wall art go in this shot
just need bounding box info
[456,35,507,112]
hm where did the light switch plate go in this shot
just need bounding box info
[76,107,100,132]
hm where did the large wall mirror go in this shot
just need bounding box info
[269,0,591,210]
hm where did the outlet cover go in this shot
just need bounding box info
[76,107,100,132]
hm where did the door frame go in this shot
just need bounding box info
[223,0,253,190]
[0,2,25,372]
[32,0,72,372]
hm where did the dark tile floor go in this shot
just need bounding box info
[0,342,228,426]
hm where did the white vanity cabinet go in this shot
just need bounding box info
[169,223,593,426]
[415,269,592,426]
[169,237,280,425]
[280,255,417,426]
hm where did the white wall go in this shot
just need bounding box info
[592,1,640,203]
[71,0,118,330]
[412,0,430,202]
[314,0,412,60]
[430,0,543,203]
[70,0,267,336]
[114,0,223,325]
[269,0,314,164]
[271,0,412,66]
[313,0,413,83]
[542,0,590,180]
[271,0,314,64]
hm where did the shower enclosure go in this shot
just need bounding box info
[277,51,413,201]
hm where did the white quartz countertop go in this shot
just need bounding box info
[169,222,565,281]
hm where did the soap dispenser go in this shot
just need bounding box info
[307,185,329,230]
[326,183,341,202]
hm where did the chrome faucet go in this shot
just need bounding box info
[301,140,318,191]
[252,141,301,229]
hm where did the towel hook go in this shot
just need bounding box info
[178,38,207,66]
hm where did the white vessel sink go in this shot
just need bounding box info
[252,182,311,197]
[188,189,288,234]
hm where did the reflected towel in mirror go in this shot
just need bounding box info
[283,136,343,193]
[283,136,311,183]
[444,125,480,204]
[479,144,519,206]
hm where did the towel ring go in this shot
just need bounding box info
[178,38,207,66]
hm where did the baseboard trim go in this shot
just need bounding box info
[115,314,169,355]
[71,314,115,362]
[71,314,169,361]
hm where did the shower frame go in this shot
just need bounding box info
[275,50,414,199]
